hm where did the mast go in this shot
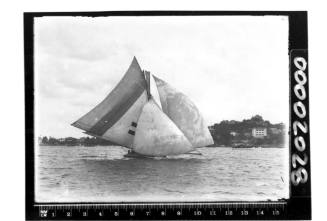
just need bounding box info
[143,70,151,99]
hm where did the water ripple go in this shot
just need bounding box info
[36,145,289,202]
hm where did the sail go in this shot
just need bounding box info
[133,99,193,156]
[153,75,214,148]
[149,73,162,109]
[71,57,147,147]
[101,91,147,147]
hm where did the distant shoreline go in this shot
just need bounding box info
[38,144,286,148]
[38,115,286,148]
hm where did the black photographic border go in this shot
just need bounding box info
[24,11,310,220]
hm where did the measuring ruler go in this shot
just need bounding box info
[34,201,287,219]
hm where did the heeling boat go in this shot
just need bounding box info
[72,57,214,157]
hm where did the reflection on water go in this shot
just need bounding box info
[35,146,289,202]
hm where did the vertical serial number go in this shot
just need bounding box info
[291,56,309,186]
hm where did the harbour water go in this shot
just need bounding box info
[35,146,289,202]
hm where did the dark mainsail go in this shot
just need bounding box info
[72,57,148,148]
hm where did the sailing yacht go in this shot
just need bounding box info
[72,57,213,157]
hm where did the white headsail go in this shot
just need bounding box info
[133,99,193,156]
[153,76,214,148]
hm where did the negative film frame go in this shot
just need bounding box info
[24,11,311,220]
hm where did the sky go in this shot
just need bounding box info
[34,16,289,138]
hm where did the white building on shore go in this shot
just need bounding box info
[252,128,267,138]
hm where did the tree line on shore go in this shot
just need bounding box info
[39,115,286,147]
[209,115,286,147]
[39,136,115,146]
